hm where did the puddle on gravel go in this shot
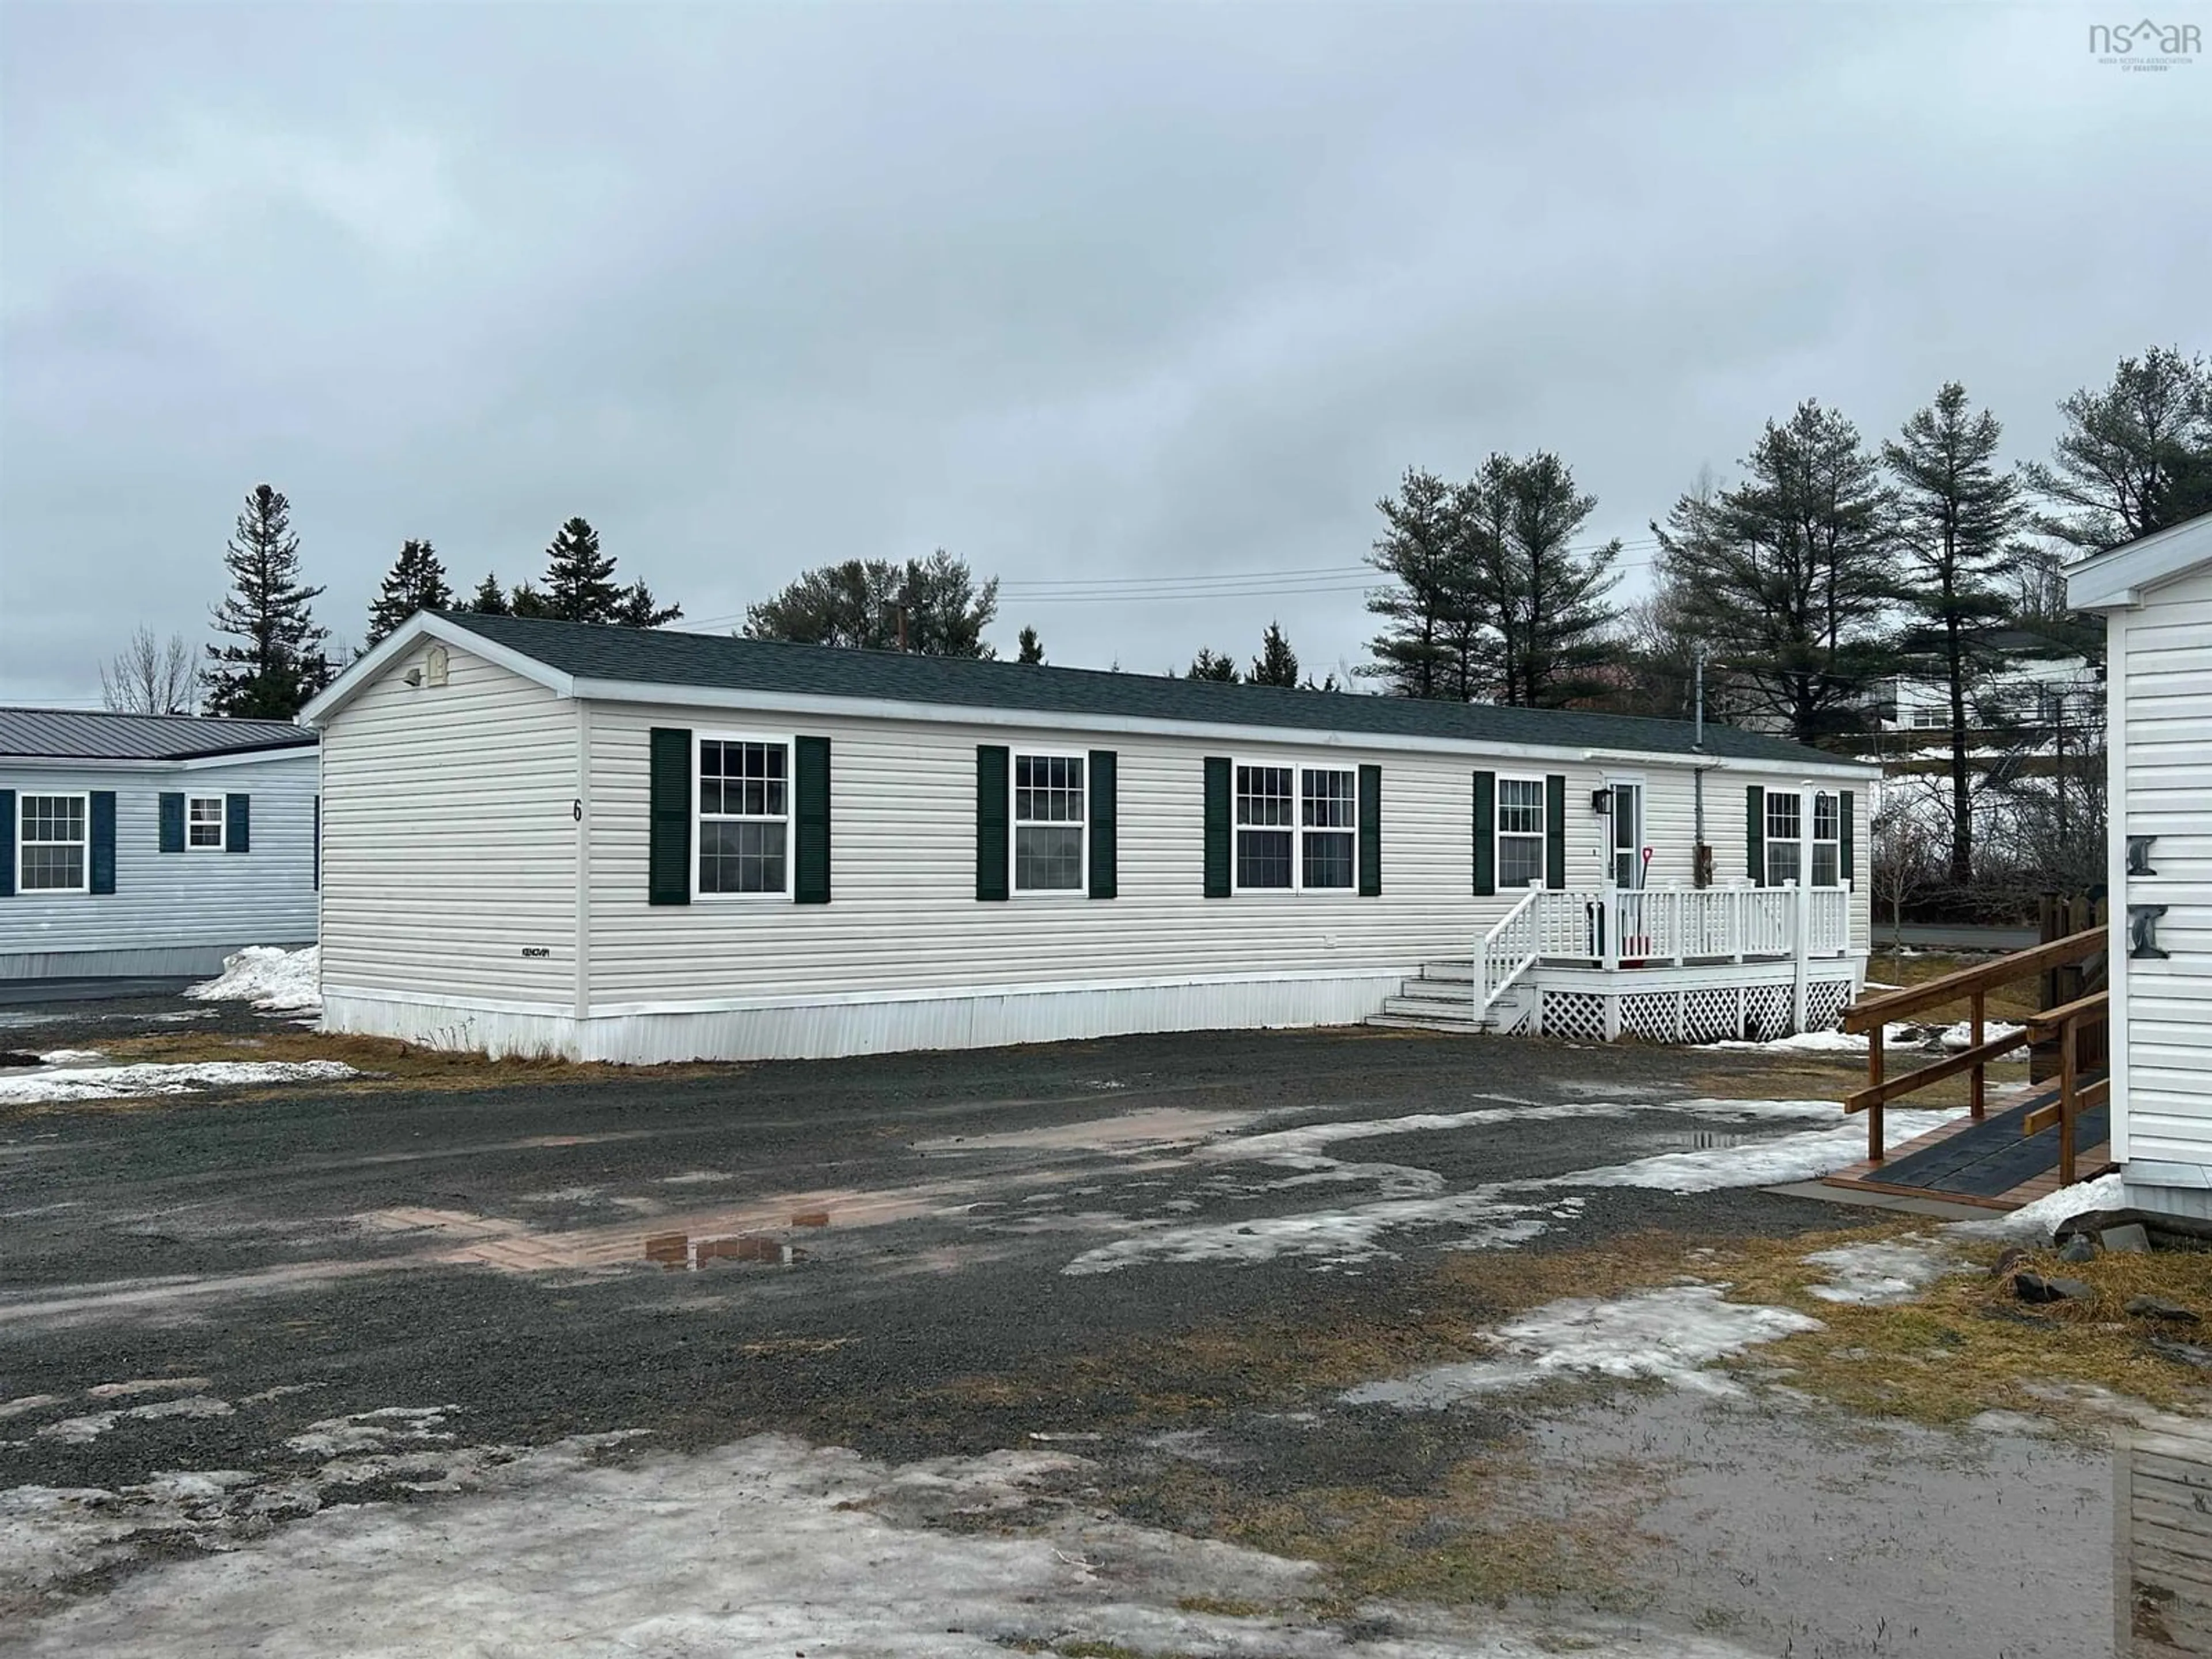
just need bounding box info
[1635,1128,1763,1152]
[1525,1386,2111,1657]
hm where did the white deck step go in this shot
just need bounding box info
[1368,1013,1490,1035]
[1380,995,1480,1022]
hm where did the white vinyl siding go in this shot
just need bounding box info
[317,641,577,1006]
[0,756,316,977]
[2111,567,2212,1169]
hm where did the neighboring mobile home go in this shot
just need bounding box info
[2066,508,2212,1220]
[302,612,1876,1063]
[0,708,318,978]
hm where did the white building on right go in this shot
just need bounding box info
[2065,508,2212,1221]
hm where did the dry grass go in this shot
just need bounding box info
[1866,949,2045,1022]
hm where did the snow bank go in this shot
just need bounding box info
[1556,1108,1961,1194]
[1950,1172,2127,1243]
[1344,1285,1822,1406]
[0,1060,358,1105]
[187,946,320,1012]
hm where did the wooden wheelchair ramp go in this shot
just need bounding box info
[1822,927,2113,1213]
[1824,1078,2113,1211]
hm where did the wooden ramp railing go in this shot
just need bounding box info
[1839,927,2108,1166]
[2021,990,2111,1188]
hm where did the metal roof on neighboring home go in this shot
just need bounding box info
[421,612,1854,768]
[0,707,316,761]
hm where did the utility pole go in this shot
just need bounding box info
[1692,647,1706,751]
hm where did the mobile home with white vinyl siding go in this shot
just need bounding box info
[0,709,318,979]
[303,613,1874,1063]
[2066,509,2212,1221]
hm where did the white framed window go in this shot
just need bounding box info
[696,734,789,897]
[1013,753,1085,893]
[1234,762,1355,893]
[1810,790,1841,887]
[1496,776,1546,889]
[1909,703,1946,730]
[187,795,225,850]
[1764,789,1802,887]
[19,793,89,893]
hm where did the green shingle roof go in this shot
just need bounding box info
[441,612,1853,767]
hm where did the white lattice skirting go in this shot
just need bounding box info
[1537,974,1857,1043]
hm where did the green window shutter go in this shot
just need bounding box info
[224,793,251,854]
[0,789,13,897]
[1471,771,1495,896]
[1357,764,1382,897]
[1202,757,1231,897]
[1087,749,1117,900]
[158,793,186,853]
[1746,785,1766,886]
[1544,774,1567,890]
[90,791,117,893]
[793,736,831,904]
[649,726,692,906]
[1840,789,1856,884]
[976,745,1010,901]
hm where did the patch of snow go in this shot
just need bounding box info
[1950,1172,2126,1242]
[33,1049,105,1067]
[1935,1020,2026,1052]
[1707,1026,1879,1054]
[0,1430,1763,1659]
[1556,1109,1961,1194]
[1344,1285,1823,1407]
[186,945,320,1012]
[85,1377,212,1400]
[36,1396,234,1445]
[0,1060,358,1105]
[0,1396,62,1421]
[284,1406,457,1459]
[1800,1236,1961,1305]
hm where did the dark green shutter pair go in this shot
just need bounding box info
[157,792,250,854]
[647,728,831,906]
[975,745,1118,901]
[0,789,115,895]
[1203,757,1381,897]
[1469,771,1567,895]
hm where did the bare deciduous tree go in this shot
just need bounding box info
[100,627,199,715]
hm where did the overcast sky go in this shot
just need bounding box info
[2,2,2206,705]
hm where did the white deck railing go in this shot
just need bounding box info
[1490,881,1853,972]
[1477,887,1543,1020]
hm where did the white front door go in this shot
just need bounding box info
[1611,782,1645,888]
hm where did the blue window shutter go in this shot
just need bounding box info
[1357,764,1381,897]
[159,793,185,853]
[225,793,250,854]
[1544,774,1567,890]
[1203,757,1231,897]
[1746,786,1766,885]
[975,745,1010,901]
[0,789,14,897]
[649,728,692,906]
[793,737,831,904]
[1840,789,1856,883]
[1087,749,1117,900]
[1471,771,1495,896]
[90,791,117,893]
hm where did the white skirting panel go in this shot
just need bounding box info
[323,972,1408,1065]
[1,941,314,981]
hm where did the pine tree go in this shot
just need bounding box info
[1884,382,2022,885]
[541,517,621,622]
[1187,648,1238,681]
[1360,468,1470,699]
[1653,401,1896,747]
[1017,625,1045,664]
[745,552,998,657]
[509,580,551,618]
[1492,452,1622,707]
[1249,620,1300,687]
[469,573,510,615]
[366,539,453,646]
[613,579,683,628]
[203,483,332,719]
[2021,345,2212,555]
